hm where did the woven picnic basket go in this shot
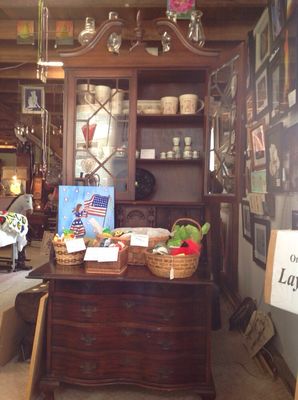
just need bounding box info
[145,218,202,279]
[52,240,86,266]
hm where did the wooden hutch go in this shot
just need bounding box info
[28,12,244,400]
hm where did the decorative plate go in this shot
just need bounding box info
[135,168,156,200]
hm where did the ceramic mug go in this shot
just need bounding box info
[160,152,166,159]
[179,94,204,114]
[166,151,174,159]
[161,96,178,115]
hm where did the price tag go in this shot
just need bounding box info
[65,238,86,253]
[97,247,119,262]
[130,233,149,247]
[84,247,101,261]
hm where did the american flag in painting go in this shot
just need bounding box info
[84,194,109,217]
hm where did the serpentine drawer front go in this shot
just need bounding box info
[28,264,215,399]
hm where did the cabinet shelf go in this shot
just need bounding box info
[137,114,204,123]
[136,158,202,164]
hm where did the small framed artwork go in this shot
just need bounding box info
[242,200,253,243]
[254,8,271,72]
[266,123,284,192]
[167,0,195,19]
[268,47,284,123]
[252,216,271,269]
[246,30,255,91]
[269,0,286,41]
[281,9,298,111]
[21,85,45,114]
[251,169,267,193]
[250,120,267,170]
[255,67,269,117]
[17,20,34,45]
[55,20,74,46]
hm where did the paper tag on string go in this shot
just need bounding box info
[65,238,86,253]
[170,266,175,280]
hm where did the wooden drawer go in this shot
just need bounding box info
[51,293,208,326]
[51,322,208,355]
[54,280,209,299]
[51,349,208,385]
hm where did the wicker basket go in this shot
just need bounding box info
[145,218,202,279]
[52,240,85,266]
[97,231,169,266]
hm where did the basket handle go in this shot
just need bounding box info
[171,218,202,233]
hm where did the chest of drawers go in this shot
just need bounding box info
[28,263,216,400]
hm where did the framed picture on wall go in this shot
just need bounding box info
[266,123,283,192]
[268,47,284,123]
[252,216,271,269]
[246,93,254,125]
[250,120,267,170]
[242,200,253,243]
[281,9,298,111]
[254,8,271,72]
[21,85,45,114]
[255,67,269,117]
[288,123,298,191]
[269,0,286,41]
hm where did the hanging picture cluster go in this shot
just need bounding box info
[242,1,298,269]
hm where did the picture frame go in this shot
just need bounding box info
[266,123,284,192]
[167,0,195,19]
[254,8,271,72]
[251,169,267,193]
[268,46,284,124]
[255,67,269,117]
[281,9,298,111]
[249,120,267,170]
[288,123,298,191]
[242,200,253,243]
[252,216,271,269]
[17,20,34,45]
[269,0,286,41]
[21,85,45,114]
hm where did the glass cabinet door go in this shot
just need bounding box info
[205,53,242,198]
[73,77,131,199]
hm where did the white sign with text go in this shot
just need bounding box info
[265,230,298,315]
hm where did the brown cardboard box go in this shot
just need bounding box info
[0,306,26,366]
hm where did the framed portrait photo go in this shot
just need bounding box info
[21,85,45,114]
[250,120,267,170]
[252,216,271,269]
[254,8,271,72]
[266,123,283,192]
[255,67,269,117]
[242,200,253,243]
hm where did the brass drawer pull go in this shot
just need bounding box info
[157,339,174,351]
[80,304,98,318]
[160,309,175,321]
[122,300,136,309]
[158,367,174,379]
[80,334,96,346]
[121,328,135,336]
[80,361,97,373]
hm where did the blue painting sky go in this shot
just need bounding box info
[58,185,114,238]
